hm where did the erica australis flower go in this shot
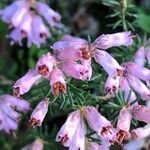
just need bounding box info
[49,69,66,96]
[30,99,49,127]
[13,68,41,97]
[36,52,56,77]
[116,107,132,144]
[0,0,61,47]
[94,50,123,77]
[36,2,61,27]
[131,105,150,123]
[0,94,30,133]
[52,31,133,78]
[56,110,82,147]
[52,35,90,61]
[131,124,150,140]
[68,118,85,150]
[83,106,116,142]
[126,74,150,100]
[115,58,150,101]
[21,138,44,150]
[124,62,150,81]
[93,31,133,49]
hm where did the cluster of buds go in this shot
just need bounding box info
[116,103,150,144]
[0,94,30,133]
[56,106,113,150]
[105,46,150,102]
[56,105,150,149]
[13,53,67,97]
[12,32,134,98]
[0,0,61,47]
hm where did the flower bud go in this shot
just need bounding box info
[50,69,66,96]
[36,52,56,77]
[94,32,133,50]
[13,69,41,97]
[116,107,132,144]
[30,99,49,127]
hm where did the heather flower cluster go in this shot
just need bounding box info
[0,0,61,47]
[0,94,30,133]
[0,0,150,149]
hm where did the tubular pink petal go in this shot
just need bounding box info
[116,107,132,143]
[50,69,66,96]
[94,31,133,49]
[68,117,85,150]
[124,62,150,81]
[126,74,150,100]
[119,77,137,103]
[105,76,120,95]
[36,52,56,77]
[30,99,49,127]
[36,2,61,27]
[94,50,123,77]
[56,110,81,147]
[132,105,150,123]
[13,68,41,96]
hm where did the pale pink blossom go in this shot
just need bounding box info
[0,0,25,23]
[36,2,61,27]
[30,99,49,127]
[52,35,90,61]
[93,31,133,49]
[13,68,41,97]
[94,50,123,77]
[131,124,150,140]
[0,94,30,133]
[21,138,44,150]
[83,106,116,142]
[49,69,66,96]
[131,105,150,123]
[56,110,81,147]
[0,0,61,47]
[119,77,137,103]
[8,28,24,46]
[62,61,92,80]
[31,15,50,47]
[68,118,85,150]
[104,76,120,95]
[134,46,145,66]
[36,52,56,77]
[10,2,29,27]
[124,62,150,81]
[126,74,150,100]
[18,12,32,39]
[116,107,132,143]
